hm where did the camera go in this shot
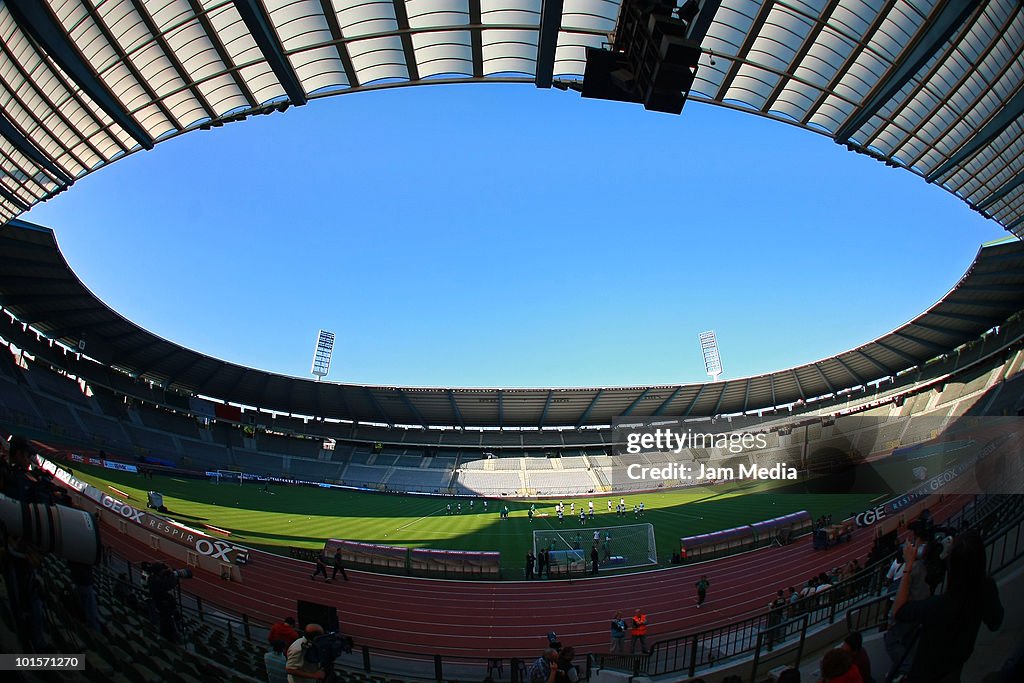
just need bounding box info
[0,492,100,565]
[547,631,562,651]
[304,631,353,683]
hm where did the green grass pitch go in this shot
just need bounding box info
[66,462,882,570]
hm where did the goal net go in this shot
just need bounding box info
[212,470,244,485]
[533,523,656,574]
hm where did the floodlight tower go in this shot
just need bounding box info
[311,329,335,381]
[699,330,723,382]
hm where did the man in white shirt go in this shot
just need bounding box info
[286,624,326,682]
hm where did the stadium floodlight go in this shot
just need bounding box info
[699,330,723,381]
[311,329,335,380]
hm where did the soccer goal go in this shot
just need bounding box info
[212,469,244,485]
[533,523,656,573]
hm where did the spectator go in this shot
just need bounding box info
[526,551,536,580]
[778,668,802,683]
[528,648,559,683]
[68,559,100,632]
[609,611,626,653]
[767,590,787,649]
[630,608,649,654]
[842,631,872,683]
[265,641,288,683]
[286,624,326,682]
[893,530,1003,682]
[555,646,579,683]
[269,616,299,651]
[591,545,599,575]
[818,648,862,683]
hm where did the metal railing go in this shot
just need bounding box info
[597,494,1024,681]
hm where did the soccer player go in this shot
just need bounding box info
[607,500,613,513]
[579,510,586,526]
[457,502,462,514]
[570,502,575,514]
[446,503,451,515]
[639,501,645,516]
[588,501,594,515]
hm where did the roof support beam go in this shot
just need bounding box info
[317,0,359,88]
[682,385,707,417]
[711,383,728,414]
[813,364,836,395]
[468,0,484,78]
[576,389,604,428]
[653,386,684,416]
[1007,214,1024,234]
[397,390,428,427]
[769,374,776,406]
[762,0,841,114]
[874,340,919,365]
[498,390,504,428]
[5,0,154,150]
[929,310,1000,325]
[0,184,29,212]
[362,387,393,427]
[892,331,949,353]
[791,371,806,400]
[928,85,1024,183]
[447,390,465,428]
[833,356,867,386]
[835,0,978,144]
[975,167,1024,212]
[0,112,73,186]
[188,0,259,108]
[539,390,554,427]
[741,380,751,413]
[716,0,775,100]
[622,388,652,416]
[232,0,307,105]
[910,320,962,336]
[126,0,218,122]
[390,0,420,81]
[535,0,564,88]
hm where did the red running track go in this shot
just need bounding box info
[99,495,965,657]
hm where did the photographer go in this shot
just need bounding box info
[1,435,58,651]
[144,562,192,643]
[286,624,326,682]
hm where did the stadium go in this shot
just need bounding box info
[1,1,1024,683]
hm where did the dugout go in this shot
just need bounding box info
[680,525,755,562]
[324,539,407,571]
[409,548,500,578]
[751,510,813,547]
[546,549,586,577]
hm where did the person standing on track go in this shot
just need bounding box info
[630,608,649,654]
[331,548,348,582]
[610,611,627,653]
[310,553,330,582]
[696,575,710,608]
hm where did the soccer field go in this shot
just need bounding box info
[66,461,882,570]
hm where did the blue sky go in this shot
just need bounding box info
[23,83,1007,388]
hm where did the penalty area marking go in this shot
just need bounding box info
[390,507,446,534]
